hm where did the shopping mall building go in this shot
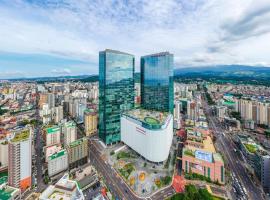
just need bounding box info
[121,109,173,163]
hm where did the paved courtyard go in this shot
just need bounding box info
[100,134,178,196]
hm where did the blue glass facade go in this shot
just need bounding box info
[99,49,135,144]
[141,52,174,113]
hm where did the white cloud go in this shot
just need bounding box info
[0,0,269,72]
[51,68,71,75]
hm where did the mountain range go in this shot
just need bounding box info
[2,65,270,82]
[174,65,270,78]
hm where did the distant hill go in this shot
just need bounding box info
[174,65,270,78]
[2,75,97,83]
[2,65,270,84]
[174,65,270,86]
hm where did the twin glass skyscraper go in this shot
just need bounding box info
[99,50,173,145]
[99,49,135,144]
[141,52,174,114]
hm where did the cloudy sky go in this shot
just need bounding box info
[0,0,270,78]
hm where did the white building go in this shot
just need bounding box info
[174,101,181,129]
[76,103,86,124]
[8,128,32,192]
[45,144,62,163]
[121,109,173,163]
[187,100,198,121]
[0,140,8,171]
[216,106,227,121]
[48,149,68,177]
[45,126,61,147]
[39,174,84,200]
[0,183,21,200]
[52,105,63,124]
[40,104,52,124]
[62,121,77,146]
[47,93,55,109]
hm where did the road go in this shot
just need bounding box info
[34,93,47,192]
[89,140,175,200]
[202,93,265,200]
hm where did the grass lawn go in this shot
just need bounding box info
[117,151,136,160]
[244,143,257,154]
[144,117,160,125]
[119,163,135,180]
[184,149,195,157]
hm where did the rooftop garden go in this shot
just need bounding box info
[184,149,195,157]
[144,117,160,125]
[0,189,12,200]
[11,130,29,142]
[244,143,257,154]
[0,172,8,185]
[69,138,86,148]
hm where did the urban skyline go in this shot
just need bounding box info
[1,1,270,200]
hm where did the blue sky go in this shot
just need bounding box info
[0,0,270,78]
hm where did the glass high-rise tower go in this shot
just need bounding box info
[141,52,174,113]
[99,49,135,144]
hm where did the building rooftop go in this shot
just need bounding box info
[238,134,263,154]
[0,189,13,200]
[69,138,87,148]
[46,126,60,134]
[65,121,76,128]
[39,174,83,200]
[142,52,173,58]
[100,49,134,56]
[11,129,30,143]
[49,149,67,161]
[0,185,19,200]
[122,108,171,129]
[0,171,8,185]
[183,146,223,164]
[84,108,97,115]
[223,100,235,106]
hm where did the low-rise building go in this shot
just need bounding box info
[182,129,225,184]
[0,182,20,200]
[238,134,260,167]
[39,174,84,200]
[238,134,270,191]
[48,149,68,177]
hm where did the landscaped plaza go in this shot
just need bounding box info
[101,137,178,196]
